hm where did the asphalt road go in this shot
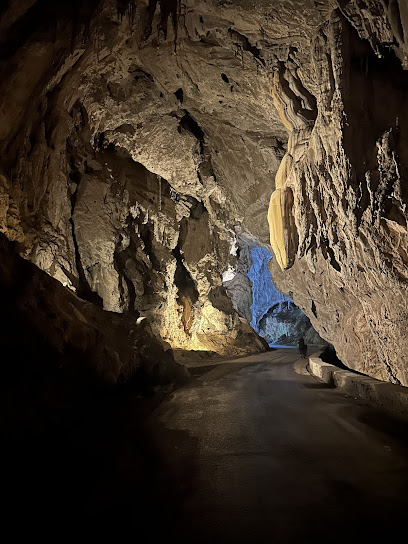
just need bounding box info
[146,349,408,543]
[5,348,408,541]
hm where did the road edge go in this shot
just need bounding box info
[304,352,408,420]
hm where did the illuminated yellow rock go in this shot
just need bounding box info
[274,154,293,190]
[268,189,287,270]
[269,153,296,267]
[268,182,298,271]
[269,68,299,271]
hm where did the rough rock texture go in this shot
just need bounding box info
[268,1,408,384]
[224,234,323,346]
[259,302,324,347]
[248,246,323,346]
[223,232,324,346]
[0,233,187,388]
[0,229,189,449]
[0,0,273,358]
[2,1,408,382]
[223,231,259,324]
[249,246,289,331]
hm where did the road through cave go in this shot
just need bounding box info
[145,349,408,543]
[5,348,408,542]
[3,2,408,541]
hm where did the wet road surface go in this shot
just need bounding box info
[146,349,408,543]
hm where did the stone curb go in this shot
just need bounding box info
[307,352,408,420]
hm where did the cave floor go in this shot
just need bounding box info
[5,349,408,541]
[145,349,408,543]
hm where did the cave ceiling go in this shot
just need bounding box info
[1,0,408,382]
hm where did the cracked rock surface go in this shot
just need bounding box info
[268,1,408,384]
[0,0,276,361]
[224,234,323,346]
[1,1,408,382]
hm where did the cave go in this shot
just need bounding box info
[223,234,324,347]
[2,1,408,541]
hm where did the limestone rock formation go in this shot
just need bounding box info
[223,231,258,324]
[259,302,324,347]
[248,245,323,346]
[224,234,323,346]
[2,1,408,383]
[267,1,408,384]
[0,0,272,359]
[0,232,188,392]
[249,246,288,333]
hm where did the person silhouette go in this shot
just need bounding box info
[298,336,307,359]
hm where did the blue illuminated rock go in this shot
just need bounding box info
[227,242,324,347]
[248,246,288,332]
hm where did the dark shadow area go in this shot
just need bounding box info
[302,381,335,389]
[2,386,199,539]
[319,344,349,369]
[188,364,220,378]
[0,233,190,537]
[318,345,372,379]
[357,409,408,443]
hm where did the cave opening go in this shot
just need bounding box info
[223,241,324,349]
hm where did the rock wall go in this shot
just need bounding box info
[0,232,188,391]
[2,1,408,382]
[249,246,323,346]
[223,231,255,324]
[268,2,408,384]
[0,0,274,358]
[249,246,287,332]
[224,234,323,346]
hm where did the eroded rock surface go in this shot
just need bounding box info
[224,234,324,346]
[0,0,277,358]
[0,233,187,392]
[267,1,408,384]
[223,231,258,324]
[248,246,323,346]
[1,1,408,382]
